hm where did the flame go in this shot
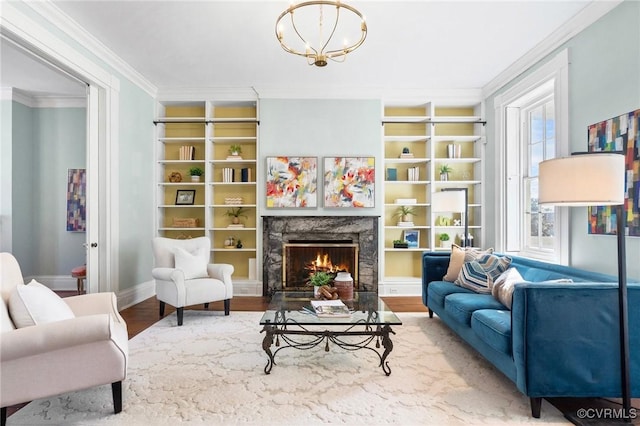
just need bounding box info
[306,251,349,274]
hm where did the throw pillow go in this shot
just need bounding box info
[455,254,512,294]
[174,247,209,279]
[442,245,494,282]
[491,267,524,309]
[9,279,75,328]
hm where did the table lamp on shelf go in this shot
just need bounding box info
[539,152,631,418]
[432,188,469,247]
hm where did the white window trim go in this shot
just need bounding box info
[493,49,569,264]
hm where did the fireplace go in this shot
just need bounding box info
[283,241,359,290]
[262,216,378,296]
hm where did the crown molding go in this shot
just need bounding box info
[24,0,157,98]
[482,0,622,99]
[1,87,86,108]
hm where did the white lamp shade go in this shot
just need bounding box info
[539,153,625,206]
[432,190,466,212]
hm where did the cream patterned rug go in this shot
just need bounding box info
[9,311,569,425]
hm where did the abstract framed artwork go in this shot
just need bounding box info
[66,168,86,232]
[587,108,639,236]
[323,157,375,208]
[265,156,318,208]
[402,230,420,248]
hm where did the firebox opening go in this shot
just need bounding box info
[282,242,359,290]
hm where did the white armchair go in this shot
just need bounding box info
[151,237,234,326]
[0,252,128,425]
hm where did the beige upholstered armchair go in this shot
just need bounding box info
[151,237,234,326]
[0,252,128,425]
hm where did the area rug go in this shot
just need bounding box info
[8,311,569,425]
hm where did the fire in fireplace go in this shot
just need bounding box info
[282,241,359,290]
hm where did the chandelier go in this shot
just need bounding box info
[275,1,367,67]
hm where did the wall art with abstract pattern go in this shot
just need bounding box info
[265,156,318,208]
[66,168,86,232]
[587,108,639,236]
[323,156,375,208]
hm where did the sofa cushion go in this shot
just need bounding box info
[9,279,75,328]
[442,245,494,282]
[427,281,474,309]
[455,254,512,294]
[174,247,209,279]
[444,293,505,326]
[492,267,524,309]
[471,309,512,355]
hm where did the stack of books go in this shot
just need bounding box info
[310,299,351,317]
[407,167,420,181]
[227,223,245,229]
[222,168,235,182]
[397,221,414,227]
[179,146,195,160]
[399,152,414,158]
[226,155,243,160]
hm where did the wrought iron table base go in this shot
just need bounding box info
[260,321,396,376]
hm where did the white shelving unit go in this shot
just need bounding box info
[381,101,485,294]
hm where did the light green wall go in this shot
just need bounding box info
[0,100,12,252]
[485,0,640,280]
[259,99,382,215]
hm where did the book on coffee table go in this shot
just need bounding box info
[310,300,351,317]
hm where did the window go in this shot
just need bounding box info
[494,50,569,264]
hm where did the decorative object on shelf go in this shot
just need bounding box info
[402,230,419,248]
[386,167,397,181]
[453,219,461,226]
[172,217,199,228]
[324,156,375,208]
[224,236,236,249]
[439,164,452,181]
[393,205,416,225]
[174,233,193,240]
[189,167,203,182]
[66,168,86,232]
[309,271,333,297]
[439,233,452,249]
[314,285,340,300]
[436,216,451,226]
[236,239,243,249]
[266,156,318,208]
[179,145,195,160]
[175,189,196,205]
[400,147,414,158]
[539,152,631,417]
[168,172,182,182]
[393,240,409,249]
[587,108,639,236]
[227,144,243,160]
[433,188,468,247]
[334,271,354,301]
[224,197,243,205]
[275,1,367,67]
[225,206,248,225]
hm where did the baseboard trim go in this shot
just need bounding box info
[117,280,156,311]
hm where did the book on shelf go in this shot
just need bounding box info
[395,198,417,205]
[407,166,420,181]
[227,224,245,228]
[310,299,351,317]
[179,145,195,160]
[397,221,414,227]
[241,167,251,182]
[399,153,414,158]
[226,155,243,161]
[222,168,235,183]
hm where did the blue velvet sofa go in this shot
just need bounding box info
[422,251,640,418]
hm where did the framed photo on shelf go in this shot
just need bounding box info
[323,156,375,208]
[175,189,196,205]
[265,156,318,208]
[402,230,419,248]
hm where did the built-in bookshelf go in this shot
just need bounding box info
[381,101,485,293]
[155,100,260,294]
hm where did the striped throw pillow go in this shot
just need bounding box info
[455,254,512,294]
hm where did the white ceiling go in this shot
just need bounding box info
[2,0,598,99]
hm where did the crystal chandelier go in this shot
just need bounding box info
[275,1,367,67]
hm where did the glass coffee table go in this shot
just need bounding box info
[259,291,402,376]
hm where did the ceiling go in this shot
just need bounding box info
[2,1,596,99]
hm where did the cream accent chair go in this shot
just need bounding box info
[0,252,128,425]
[152,237,234,326]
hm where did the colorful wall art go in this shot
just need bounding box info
[587,108,639,236]
[265,157,318,208]
[66,168,86,232]
[323,157,375,208]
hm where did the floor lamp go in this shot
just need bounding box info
[539,152,631,417]
[432,188,469,247]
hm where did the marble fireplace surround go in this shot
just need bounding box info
[262,216,379,296]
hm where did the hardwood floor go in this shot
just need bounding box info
[120,295,427,339]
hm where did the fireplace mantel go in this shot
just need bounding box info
[262,216,379,296]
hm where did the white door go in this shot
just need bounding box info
[86,84,101,292]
